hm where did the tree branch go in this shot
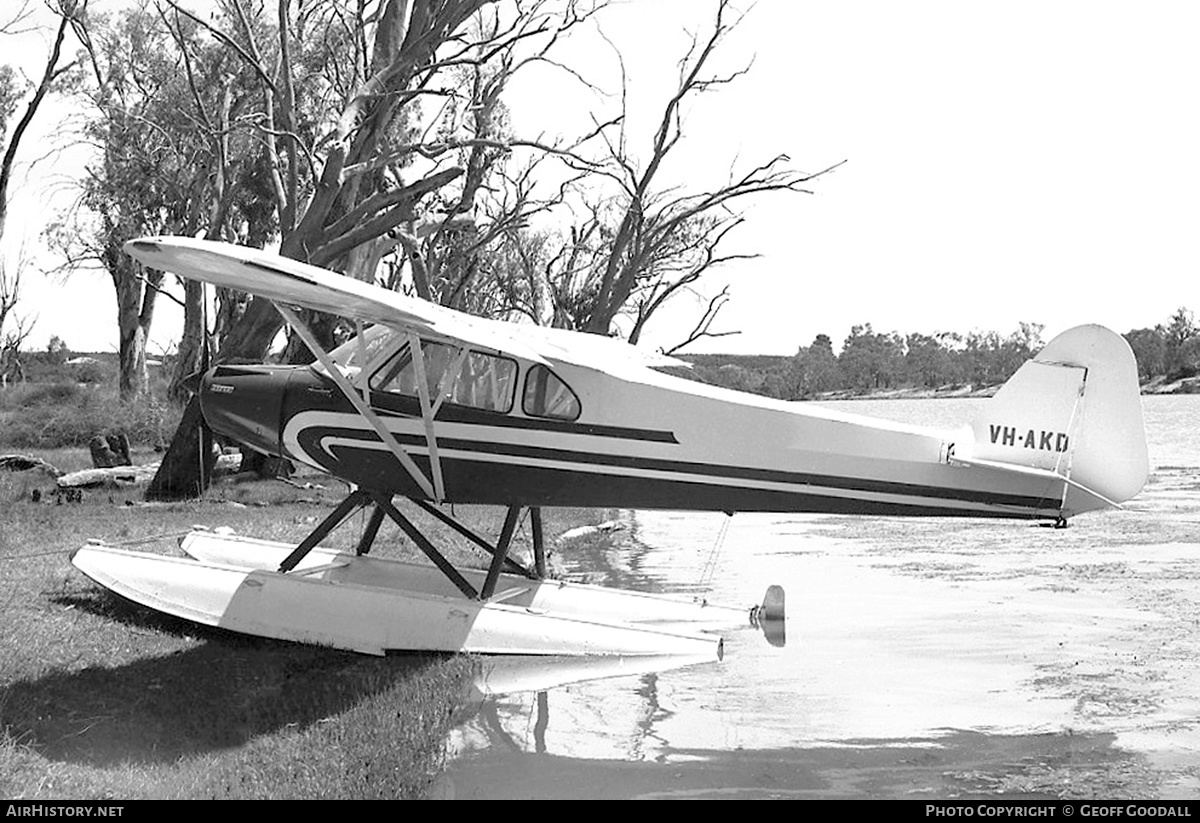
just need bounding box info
[0,1,76,239]
[662,285,739,356]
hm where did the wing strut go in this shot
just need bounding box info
[407,333,447,501]
[272,303,440,501]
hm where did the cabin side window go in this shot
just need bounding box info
[522,364,581,421]
[370,340,517,413]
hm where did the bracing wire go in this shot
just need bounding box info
[696,513,731,594]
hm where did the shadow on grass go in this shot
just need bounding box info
[2,588,458,768]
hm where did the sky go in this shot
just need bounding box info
[3,0,1198,356]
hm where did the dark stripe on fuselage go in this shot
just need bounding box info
[291,421,1059,512]
[416,454,1049,518]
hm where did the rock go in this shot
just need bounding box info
[0,454,62,477]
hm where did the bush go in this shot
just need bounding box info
[73,359,112,385]
[15,383,82,409]
[0,387,180,450]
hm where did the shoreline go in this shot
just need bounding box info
[807,374,1199,403]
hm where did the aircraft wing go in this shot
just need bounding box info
[125,236,554,364]
[124,236,687,372]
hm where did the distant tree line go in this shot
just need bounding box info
[1122,307,1200,383]
[684,308,1199,400]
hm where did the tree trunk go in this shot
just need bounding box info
[282,309,340,364]
[215,296,284,364]
[168,279,205,404]
[118,322,149,401]
[144,298,279,499]
[144,397,218,501]
[113,258,160,401]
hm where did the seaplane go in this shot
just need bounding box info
[70,236,1149,659]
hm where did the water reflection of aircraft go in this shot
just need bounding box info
[447,653,705,770]
[469,653,715,698]
[72,237,1148,657]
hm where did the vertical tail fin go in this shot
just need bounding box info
[964,325,1148,517]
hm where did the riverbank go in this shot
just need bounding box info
[0,452,605,799]
[809,373,1200,403]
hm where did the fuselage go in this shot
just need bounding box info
[120,237,1143,521]
[198,332,1070,520]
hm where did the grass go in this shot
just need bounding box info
[0,446,605,799]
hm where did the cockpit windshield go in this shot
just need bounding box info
[315,324,399,379]
[371,339,518,413]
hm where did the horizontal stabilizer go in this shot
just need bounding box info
[948,454,1123,511]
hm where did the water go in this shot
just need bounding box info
[436,396,1200,799]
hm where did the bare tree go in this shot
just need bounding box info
[0,244,33,387]
[0,1,85,363]
[500,0,839,350]
[1,0,83,240]
[0,312,34,387]
[0,2,39,37]
[0,246,30,383]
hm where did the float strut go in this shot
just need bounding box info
[481,506,521,600]
[278,489,369,572]
[531,507,546,579]
[369,494,479,599]
[410,499,536,579]
[355,505,387,556]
